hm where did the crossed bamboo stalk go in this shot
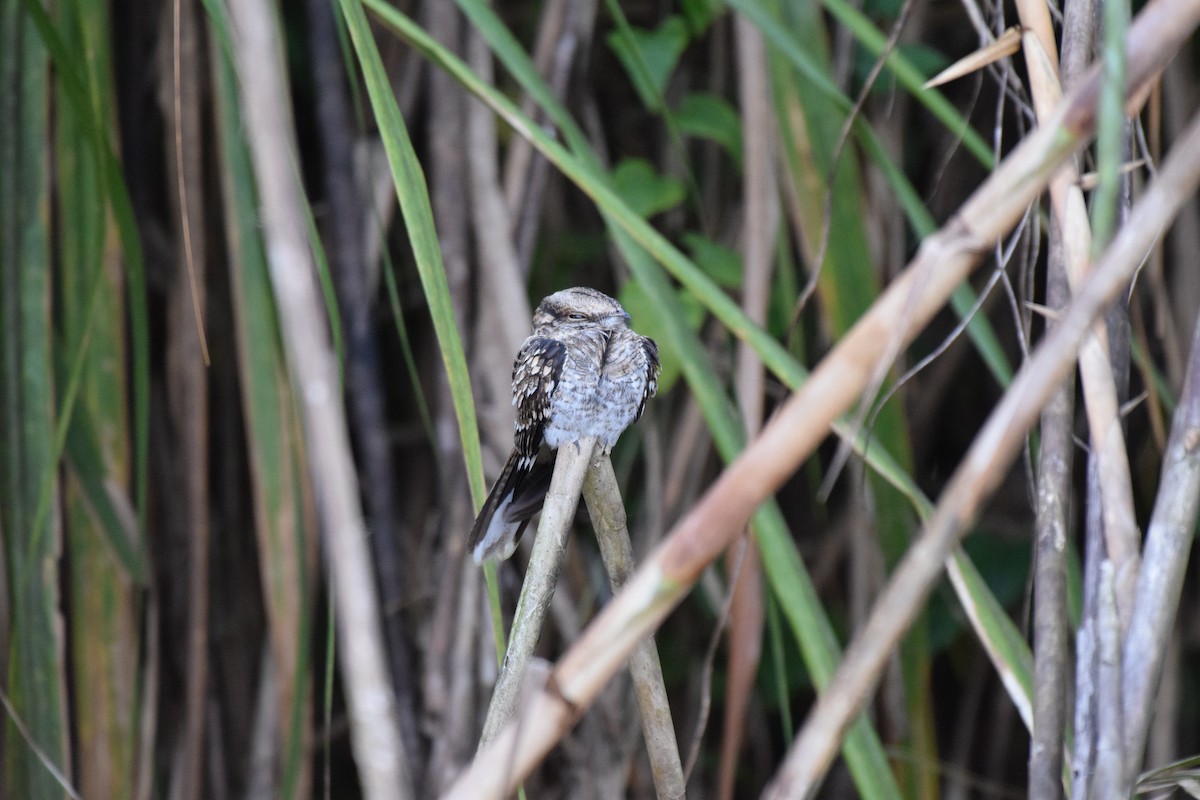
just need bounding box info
[479,438,686,800]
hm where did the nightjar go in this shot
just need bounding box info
[468,287,660,562]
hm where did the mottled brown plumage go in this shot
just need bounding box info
[469,287,659,562]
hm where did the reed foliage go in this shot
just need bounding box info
[2,0,1199,797]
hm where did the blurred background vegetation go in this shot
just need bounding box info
[1,0,1198,797]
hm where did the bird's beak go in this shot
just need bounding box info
[604,311,632,328]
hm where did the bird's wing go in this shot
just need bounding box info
[467,336,565,562]
[636,336,660,421]
[511,335,567,477]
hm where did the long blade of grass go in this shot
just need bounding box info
[63,406,143,581]
[335,0,515,679]
[616,232,904,799]
[0,3,69,793]
[337,0,486,510]
[56,15,142,779]
[1091,0,1130,256]
[18,0,151,540]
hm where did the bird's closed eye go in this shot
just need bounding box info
[567,312,587,321]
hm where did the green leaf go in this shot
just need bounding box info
[676,92,743,163]
[681,232,742,288]
[612,158,686,218]
[682,0,723,34]
[605,16,690,111]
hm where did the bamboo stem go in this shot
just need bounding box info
[479,436,596,745]
[583,456,686,800]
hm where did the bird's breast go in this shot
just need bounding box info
[543,329,652,450]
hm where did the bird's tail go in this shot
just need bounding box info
[467,450,552,562]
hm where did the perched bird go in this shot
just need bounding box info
[468,287,660,562]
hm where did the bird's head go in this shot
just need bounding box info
[532,287,632,332]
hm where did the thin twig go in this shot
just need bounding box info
[682,538,749,785]
[172,0,209,366]
[1028,229,1075,800]
[168,0,210,793]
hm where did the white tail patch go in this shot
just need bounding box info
[471,490,523,563]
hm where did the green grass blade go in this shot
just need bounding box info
[766,0,937,788]
[19,0,151,537]
[619,234,904,798]
[381,256,436,448]
[338,0,486,510]
[842,426,1036,732]
[339,0,509,674]
[0,3,69,792]
[63,402,144,583]
[1091,0,1129,254]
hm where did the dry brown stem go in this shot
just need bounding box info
[721,15,777,800]
[1028,230,1075,800]
[1121,304,1200,775]
[1094,562,1128,798]
[583,457,685,800]
[479,437,596,746]
[1025,30,1142,630]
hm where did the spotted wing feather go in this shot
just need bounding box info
[467,336,565,562]
[636,336,660,421]
[511,336,566,480]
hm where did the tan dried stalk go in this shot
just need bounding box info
[479,437,597,746]
[1024,29,1142,628]
[479,441,684,798]
[225,1,411,797]
[583,457,685,800]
